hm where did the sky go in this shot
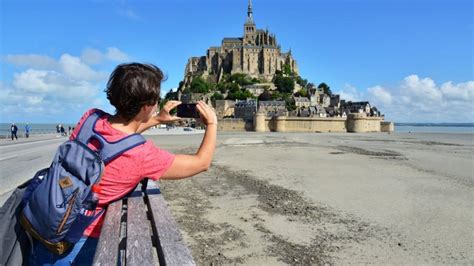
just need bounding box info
[1,0,472,124]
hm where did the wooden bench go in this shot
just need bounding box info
[93,179,195,265]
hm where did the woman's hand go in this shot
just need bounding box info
[196,101,217,126]
[156,100,182,124]
[135,101,181,134]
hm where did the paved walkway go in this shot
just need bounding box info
[0,133,66,147]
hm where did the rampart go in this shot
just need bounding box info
[218,113,393,133]
[217,118,253,131]
[380,121,395,133]
[346,113,381,133]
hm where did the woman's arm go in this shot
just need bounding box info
[161,101,217,179]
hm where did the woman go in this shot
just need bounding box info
[29,63,217,265]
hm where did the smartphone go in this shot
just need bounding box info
[177,103,200,118]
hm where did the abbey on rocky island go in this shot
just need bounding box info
[181,0,298,88]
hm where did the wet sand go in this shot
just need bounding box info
[150,132,473,264]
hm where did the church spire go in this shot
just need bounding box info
[246,0,254,24]
[244,0,256,43]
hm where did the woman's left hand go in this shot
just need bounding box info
[156,100,182,123]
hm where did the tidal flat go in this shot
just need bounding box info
[151,132,473,264]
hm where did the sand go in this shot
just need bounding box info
[149,132,473,264]
[1,130,472,264]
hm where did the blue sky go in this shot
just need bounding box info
[1,0,472,123]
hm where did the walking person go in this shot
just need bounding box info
[60,124,66,136]
[24,124,31,138]
[10,123,18,140]
[28,63,217,264]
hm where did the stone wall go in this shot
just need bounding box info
[267,116,347,133]
[218,114,389,133]
[346,113,382,133]
[215,100,235,119]
[381,121,395,133]
[217,119,253,131]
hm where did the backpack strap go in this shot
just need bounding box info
[75,110,146,164]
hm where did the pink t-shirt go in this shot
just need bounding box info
[70,109,175,237]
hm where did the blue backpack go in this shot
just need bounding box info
[20,110,146,255]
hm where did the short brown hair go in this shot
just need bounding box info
[105,63,165,121]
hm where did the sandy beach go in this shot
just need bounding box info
[1,130,472,264]
[149,131,473,264]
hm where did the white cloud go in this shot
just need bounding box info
[4,54,58,70]
[440,81,474,102]
[80,47,130,64]
[81,48,104,65]
[1,47,130,121]
[335,83,364,102]
[367,86,392,105]
[59,54,107,81]
[367,75,473,122]
[13,69,57,93]
[10,68,98,102]
[106,47,130,62]
[400,75,442,103]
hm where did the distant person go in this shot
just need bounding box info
[60,124,66,136]
[28,63,217,264]
[10,123,18,140]
[56,124,60,134]
[68,126,72,136]
[24,124,31,138]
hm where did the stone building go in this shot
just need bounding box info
[181,0,299,88]
[321,94,331,108]
[330,94,341,109]
[308,85,323,106]
[234,99,257,120]
[342,101,371,115]
[294,96,310,108]
[258,100,286,117]
[242,83,275,97]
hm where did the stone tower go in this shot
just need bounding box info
[243,0,256,45]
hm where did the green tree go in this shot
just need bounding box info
[226,89,254,100]
[295,89,308,97]
[164,89,178,100]
[271,92,291,101]
[271,91,283,100]
[258,90,272,101]
[251,77,261,83]
[283,64,292,76]
[190,77,209,93]
[207,82,217,92]
[226,82,240,93]
[317,82,332,95]
[217,83,227,93]
[273,75,294,94]
[211,92,224,106]
[228,73,254,86]
[285,97,296,111]
[296,76,308,87]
